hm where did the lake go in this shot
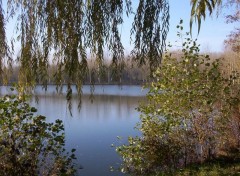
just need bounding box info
[0,85,147,176]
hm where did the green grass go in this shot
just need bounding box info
[173,159,240,176]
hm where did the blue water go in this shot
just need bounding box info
[0,85,146,176]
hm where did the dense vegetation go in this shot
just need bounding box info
[117,25,240,175]
[0,92,77,175]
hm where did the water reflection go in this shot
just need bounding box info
[31,94,144,176]
[0,85,146,175]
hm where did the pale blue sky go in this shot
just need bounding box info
[120,0,237,53]
[4,0,237,55]
[167,0,236,52]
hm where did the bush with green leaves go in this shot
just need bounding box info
[0,93,76,176]
[117,23,240,175]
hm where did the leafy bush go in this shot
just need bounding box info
[117,23,240,175]
[0,93,76,175]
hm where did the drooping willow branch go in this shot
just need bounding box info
[0,0,222,108]
[0,0,169,102]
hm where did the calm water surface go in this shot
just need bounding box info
[1,85,146,176]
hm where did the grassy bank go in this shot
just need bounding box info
[173,158,240,176]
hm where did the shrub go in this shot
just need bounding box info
[0,93,76,176]
[117,23,240,175]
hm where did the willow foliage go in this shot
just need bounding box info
[190,0,222,33]
[0,0,221,101]
[0,0,12,85]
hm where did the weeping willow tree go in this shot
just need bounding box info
[0,0,222,102]
[190,0,222,33]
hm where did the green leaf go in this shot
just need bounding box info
[71,149,76,153]
[30,107,37,112]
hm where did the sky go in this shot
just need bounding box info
[120,0,237,53]
[4,0,237,55]
[167,0,236,52]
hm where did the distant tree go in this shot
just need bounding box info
[224,0,240,53]
[0,0,222,97]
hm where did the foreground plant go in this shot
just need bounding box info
[0,93,76,175]
[117,24,240,175]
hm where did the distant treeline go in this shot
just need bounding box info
[6,57,150,85]
[4,50,239,86]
